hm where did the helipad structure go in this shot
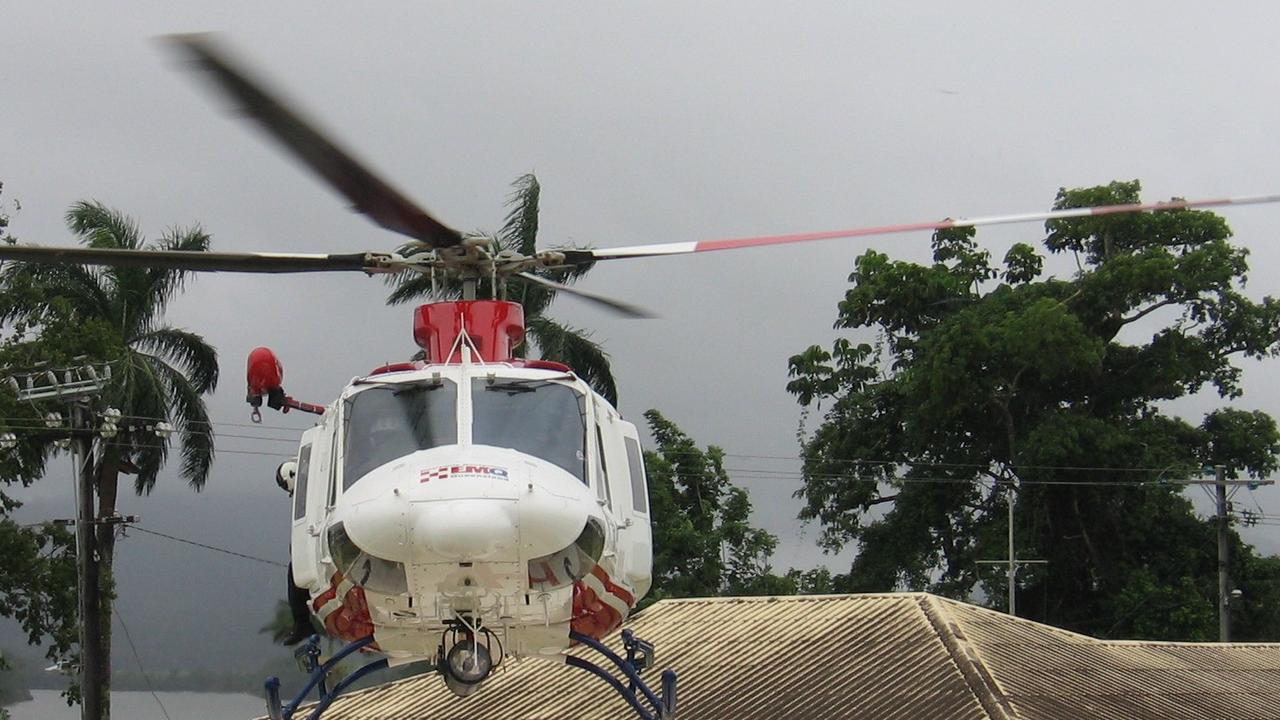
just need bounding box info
[262,593,1280,720]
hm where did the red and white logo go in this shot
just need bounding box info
[420,464,510,483]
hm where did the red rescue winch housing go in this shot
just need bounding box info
[245,346,324,418]
[414,300,525,363]
[246,346,284,404]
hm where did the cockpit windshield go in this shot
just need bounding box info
[471,378,586,482]
[344,380,458,489]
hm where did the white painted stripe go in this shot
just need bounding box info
[252,252,342,259]
[582,572,631,618]
[314,575,357,620]
[589,241,698,259]
[316,597,344,620]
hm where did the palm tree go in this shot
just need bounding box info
[387,174,619,404]
[0,200,219,709]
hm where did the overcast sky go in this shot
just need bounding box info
[5,1,1280,667]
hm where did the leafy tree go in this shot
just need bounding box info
[787,180,1280,639]
[0,521,77,675]
[0,201,220,708]
[387,174,619,404]
[1234,553,1280,639]
[643,410,792,604]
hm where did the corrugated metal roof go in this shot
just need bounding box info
[260,594,1280,720]
[937,599,1280,720]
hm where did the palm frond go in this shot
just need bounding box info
[132,225,211,331]
[147,355,215,490]
[131,434,168,496]
[106,352,173,494]
[65,201,143,250]
[501,173,541,256]
[526,315,618,405]
[132,327,219,394]
[64,202,156,333]
[0,261,112,326]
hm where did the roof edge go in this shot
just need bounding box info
[650,591,936,605]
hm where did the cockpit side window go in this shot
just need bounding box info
[343,380,458,489]
[471,378,586,482]
[293,444,312,521]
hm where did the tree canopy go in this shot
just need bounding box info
[787,180,1280,639]
[642,409,797,604]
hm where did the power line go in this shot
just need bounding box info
[0,420,301,444]
[112,605,172,720]
[2,412,1270,479]
[130,526,286,568]
[651,449,1220,476]
[721,467,1217,487]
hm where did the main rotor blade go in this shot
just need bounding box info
[571,193,1280,262]
[515,272,655,319]
[0,246,386,273]
[165,34,463,250]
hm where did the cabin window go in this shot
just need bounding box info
[471,378,586,483]
[344,380,458,489]
[293,444,313,521]
[624,436,648,514]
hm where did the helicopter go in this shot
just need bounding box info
[3,33,1279,720]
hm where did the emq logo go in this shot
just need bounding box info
[420,465,510,482]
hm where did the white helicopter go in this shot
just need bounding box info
[250,300,653,695]
[4,33,1278,719]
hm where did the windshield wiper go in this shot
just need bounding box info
[485,379,547,394]
[393,382,445,397]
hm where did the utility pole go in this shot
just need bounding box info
[8,362,111,720]
[71,403,104,720]
[1007,489,1016,616]
[978,482,1046,617]
[1215,464,1230,643]
[1166,465,1273,643]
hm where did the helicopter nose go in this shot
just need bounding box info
[412,498,519,562]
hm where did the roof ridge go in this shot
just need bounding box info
[917,595,1015,720]
[929,595,1102,644]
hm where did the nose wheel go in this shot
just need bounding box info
[263,629,677,720]
[437,617,505,697]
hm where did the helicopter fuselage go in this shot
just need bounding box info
[286,351,653,665]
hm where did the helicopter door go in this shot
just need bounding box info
[616,421,653,597]
[290,426,326,589]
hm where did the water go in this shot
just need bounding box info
[7,689,267,719]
